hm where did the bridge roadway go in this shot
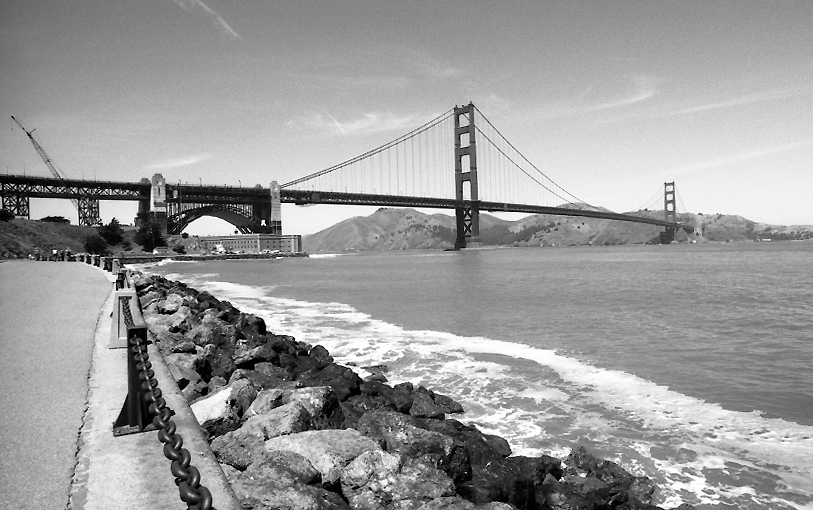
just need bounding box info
[0,260,239,510]
[0,174,693,232]
[281,189,695,232]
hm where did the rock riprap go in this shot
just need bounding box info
[134,273,695,510]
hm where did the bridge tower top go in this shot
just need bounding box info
[664,182,676,225]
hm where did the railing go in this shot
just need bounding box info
[110,271,214,510]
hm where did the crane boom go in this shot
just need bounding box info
[10,115,89,219]
[11,116,67,180]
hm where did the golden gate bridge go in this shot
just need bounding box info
[1,103,693,247]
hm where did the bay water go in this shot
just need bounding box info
[141,241,813,509]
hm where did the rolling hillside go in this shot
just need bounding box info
[303,207,813,253]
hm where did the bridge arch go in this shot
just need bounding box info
[168,204,263,235]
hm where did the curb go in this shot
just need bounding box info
[69,278,241,509]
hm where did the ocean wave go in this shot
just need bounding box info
[144,271,813,509]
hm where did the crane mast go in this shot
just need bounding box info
[10,116,101,226]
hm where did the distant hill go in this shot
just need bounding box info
[303,207,813,253]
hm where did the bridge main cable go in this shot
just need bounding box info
[281,108,455,189]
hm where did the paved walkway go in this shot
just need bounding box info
[0,260,240,510]
[0,261,111,510]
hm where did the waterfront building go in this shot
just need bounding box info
[198,234,302,254]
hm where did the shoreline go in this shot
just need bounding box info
[132,270,697,510]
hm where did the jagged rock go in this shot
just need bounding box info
[230,450,349,510]
[195,290,221,312]
[207,375,227,394]
[413,418,511,468]
[234,343,279,368]
[158,293,184,314]
[230,367,297,390]
[357,410,457,470]
[297,363,363,401]
[165,352,201,390]
[309,345,333,366]
[243,401,312,440]
[565,446,657,505]
[264,429,381,486]
[190,378,257,438]
[283,386,344,430]
[171,340,197,354]
[341,450,456,510]
[211,429,265,470]
[410,390,446,419]
[458,455,563,507]
[246,387,286,417]
[255,361,294,381]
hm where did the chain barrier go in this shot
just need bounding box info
[118,294,215,510]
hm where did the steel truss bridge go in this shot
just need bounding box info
[1,102,693,245]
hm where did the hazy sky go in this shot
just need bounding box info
[2,1,811,234]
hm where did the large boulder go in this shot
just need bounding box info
[189,378,257,438]
[229,450,349,510]
[564,446,658,505]
[357,410,467,485]
[264,429,381,487]
[457,455,563,507]
[341,450,456,510]
[297,363,363,401]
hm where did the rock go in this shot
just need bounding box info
[264,429,380,487]
[297,363,363,402]
[230,451,349,510]
[246,387,286,417]
[207,375,227,394]
[190,378,257,438]
[565,446,657,505]
[242,401,312,440]
[234,343,279,368]
[356,410,458,473]
[171,340,197,354]
[230,367,298,390]
[211,428,265,470]
[158,293,184,314]
[410,390,446,419]
[457,455,563,507]
[413,418,511,469]
[341,450,456,510]
[165,352,201,390]
[309,345,333,366]
[282,386,344,430]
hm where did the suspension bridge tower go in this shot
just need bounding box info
[454,103,481,249]
[661,181,677,243]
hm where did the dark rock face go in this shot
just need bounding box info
[134,273,695,510]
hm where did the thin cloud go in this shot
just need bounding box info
[146,153,212,170]
[294,112,420,137]
[669,87,812,117]
[170,0,241,40]
[673,139,813,176]
[593,75,659,111]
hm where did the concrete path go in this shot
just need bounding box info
[0,261,111,510]
[0,260,240,510]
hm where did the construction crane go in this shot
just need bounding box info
[10,116,101,225]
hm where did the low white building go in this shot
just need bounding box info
[199,234,302,254]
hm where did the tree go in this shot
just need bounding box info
[134,222,167,252]
[40,216,70,223]
[172,244,186,254]
[98,217,125,246]
[84,233,110,255]
[0,209,14,222]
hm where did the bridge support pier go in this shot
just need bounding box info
[454,103,481,249]
[1,194,30,219]
[78,197,102,226]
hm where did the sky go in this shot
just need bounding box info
[1,1,811,235]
